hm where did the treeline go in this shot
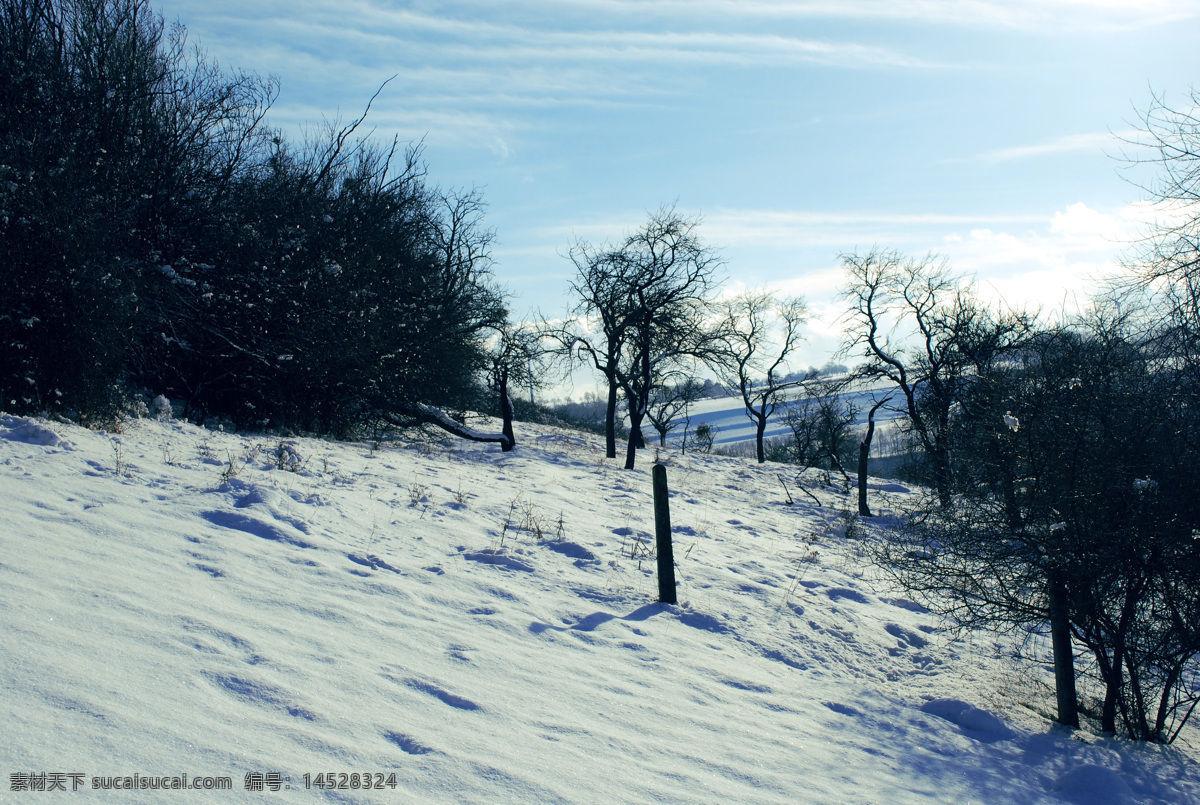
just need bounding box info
[1,0,505,436]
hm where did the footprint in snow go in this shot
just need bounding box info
[825,587,871,604]
[676,610,732,634]
[760,648,807,670]
[823,701,863,717]
[543,541,596,561]
[346,553,401,573]
[382,731,434,755]
[461,549,534,572]
[204,672,316,721]
[403,679,481,711]
[719,677,772,693]
[884,623,929,649]
[180,617,252,653]
[200,510,316,549]
[468,606,497,616]
[880,596,929,614]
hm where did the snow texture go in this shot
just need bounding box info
[2,414,1198,803]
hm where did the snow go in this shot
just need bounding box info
[648,384,903,448]
[2,413,1198,803]
[1051,765,1137,805]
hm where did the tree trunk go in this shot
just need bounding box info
[858,434,874,518]
[604,377,618,459]
[999,448,1020,530]
[857,439,871,516]
[625,408,645,469]
[624,303,653,470]
[1126,654,1152,741]
[1048,571,1079,728]
[1096,584,1139,736]
[1095,643,1124,735]
[858,396,888,517]
[1102,669,1121,735]
[499,373,515,452]
[755,416,767,463]
[932,447,953,508]
[1154,660,1184,740]
[632,423,646,449]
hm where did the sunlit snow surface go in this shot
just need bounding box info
[644,383,904,449]
[2,413,1198,803]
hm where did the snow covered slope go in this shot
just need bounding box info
[641,382,903,448]
[2,413,1197,803]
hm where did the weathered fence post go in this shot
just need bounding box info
[652,463,677,604]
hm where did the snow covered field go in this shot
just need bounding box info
[643,382,904,449]
[2,413,1198,803]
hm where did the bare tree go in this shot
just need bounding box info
[565,207,723,468]
[484,321,550,451]
[645,372,704,447]
[874,308,1200,739]
[714,291,809,463]
[839,249,1030,506]
[1121,89,1200,376]
[565,242,637,459]
[778,378,857,480]
[428,187,507,337]
[613,208,723,469]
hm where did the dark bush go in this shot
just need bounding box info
[1,0,503,435]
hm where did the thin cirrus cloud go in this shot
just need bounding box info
[259,11,944,73]
[160,0,960,160]
[975,130,1140,164]
[537,0,1200,31]
[191,1,946,83]
[221,4,946,155]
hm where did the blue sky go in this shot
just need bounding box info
[153,0,1197,372]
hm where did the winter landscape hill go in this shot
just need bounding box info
[645,382,904,451]
[3,412,1198,803]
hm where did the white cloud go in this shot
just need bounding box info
[935,201,1154,312]
[704,209,1044,247]
[522,201,1145,308]
[687,201,1154,345]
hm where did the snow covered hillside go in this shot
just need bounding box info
[2,413,1198,803]
[641,382,903,449]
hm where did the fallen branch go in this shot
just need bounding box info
[777,473,794,505]
[792,473,822,506]
[385,404,513,451]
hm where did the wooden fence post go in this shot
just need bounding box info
[652,463,677,604]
